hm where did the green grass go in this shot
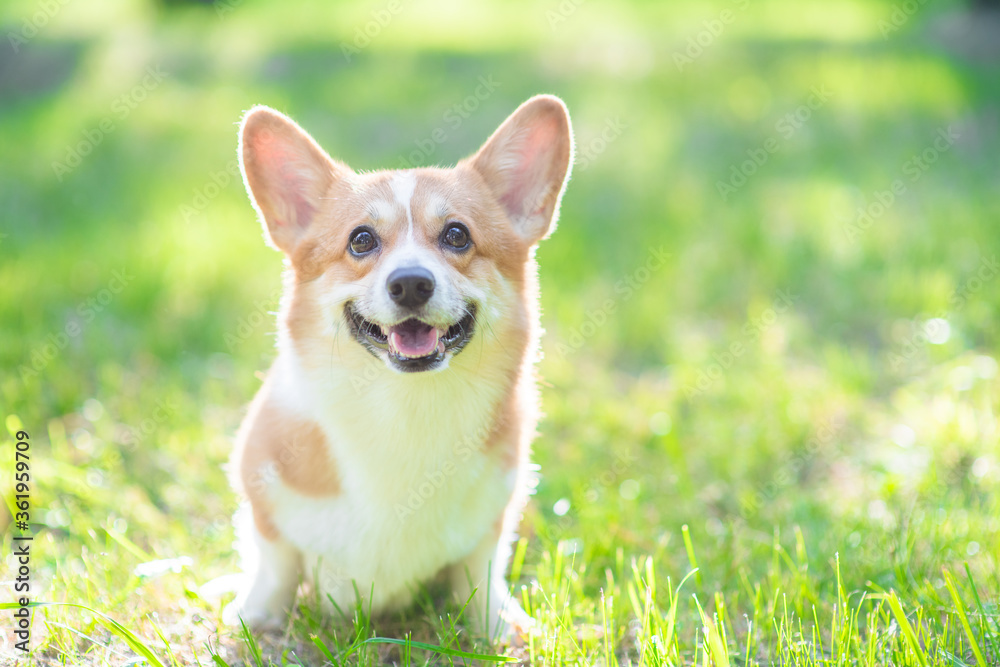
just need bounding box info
[2,0,999,664]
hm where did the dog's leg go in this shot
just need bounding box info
[224,523,301,631]
[449,525,534,642]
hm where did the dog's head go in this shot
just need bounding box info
[239,96,572,374]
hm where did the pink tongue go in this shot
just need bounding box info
[388,321,442,358]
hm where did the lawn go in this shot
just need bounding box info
[1,0,999,664]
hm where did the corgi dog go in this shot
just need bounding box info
[224,95,573,641]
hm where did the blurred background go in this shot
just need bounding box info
[1,0,998,660]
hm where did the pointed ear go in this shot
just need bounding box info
[468,95,573,244]
[239,106,349,253]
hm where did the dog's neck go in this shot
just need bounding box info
[268,329,519,474]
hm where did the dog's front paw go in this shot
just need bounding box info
[495,618,535,647]
[490,597,538,646]
[223,597,288,632]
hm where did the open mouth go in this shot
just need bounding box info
[345,303,477,372]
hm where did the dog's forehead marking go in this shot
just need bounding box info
[423,193,449,221]
[389,172,417,239]
[365,199,396,222]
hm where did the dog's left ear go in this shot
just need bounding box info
[468,95,573,244]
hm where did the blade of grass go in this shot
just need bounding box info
[238,617,267,667]
[104,522,154,561]
[664,568,699,653]
[511,537,529,584]
[884,591,929,667]
[682,525,703,590]
[0,601,167,667]
[964,562,1000,657]
[311,634,342,667]
[692,594,730,667]
[943,569,988,667]
[347,636,518,663]
[601,588,612,667]
[150,617,181,667]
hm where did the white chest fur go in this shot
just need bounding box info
[261,348,515,610]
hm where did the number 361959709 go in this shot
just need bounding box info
[14,430,30,523]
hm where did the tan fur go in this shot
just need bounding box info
[232,378,342,541]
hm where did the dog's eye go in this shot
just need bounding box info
[349,228,379,256]
[441,222,470,251]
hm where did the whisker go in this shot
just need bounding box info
[327,311,347,379]
[474,310,506,355]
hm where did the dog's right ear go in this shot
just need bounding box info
[239,106,350,254]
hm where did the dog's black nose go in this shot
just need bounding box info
[387,267,435,307]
